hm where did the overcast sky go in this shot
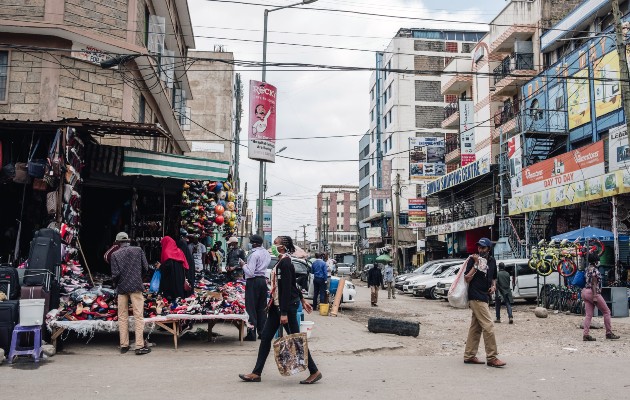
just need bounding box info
[189,0,506,243]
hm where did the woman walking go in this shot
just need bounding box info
[156,236,189,301]
[239,236,322,384]
[582,253,620,341]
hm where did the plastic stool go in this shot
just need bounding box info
[8,325,42,364]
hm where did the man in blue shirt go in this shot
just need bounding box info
[240,234,271,341]
[311,253,328,310]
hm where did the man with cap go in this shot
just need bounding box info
[110,232,151,355]
[239,234,271,341]
[226,236,246,282]
[462,237,505,367]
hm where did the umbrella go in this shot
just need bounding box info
[551,226,629,242]
[375,254,392,262]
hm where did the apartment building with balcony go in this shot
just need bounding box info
[426,0,581,259]
[362,28,485,252]
[316,185,359,259]
[502,0,630,265]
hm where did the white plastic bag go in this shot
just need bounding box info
[448,257,471,309]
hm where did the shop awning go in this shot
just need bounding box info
[551,226,629,242]
[123,148,230,181]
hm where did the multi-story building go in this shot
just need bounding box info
[425,0,581,259]
[187,49,235,163]
[316,185,359,259]
[504,0,630,269]
[358,131,371,222]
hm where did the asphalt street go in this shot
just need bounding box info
[2,284,629,399]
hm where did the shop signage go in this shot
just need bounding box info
[593,51,622,118]
[609,125,629,173]
[191,142,225,153]
[409,137,446,180]
[416,240,425,251]
[371,189,391,199]
[408,198,427,228]
[520,142,604,196]
[71,42,114,66]
[508,135,523,197]
[248,80,277,162]
[567,68,591,129]
[366,227,382,239]
[459,100,475,166]
[426,154,491,195]
[382,159,392,187]
[426,213,495,236]
[509,169,630,215]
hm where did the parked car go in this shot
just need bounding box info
[412,264,461,299]
[402,260,462,294]
[265,257,356,303]
[395,259,463,290]
[434,273,458,300]
[334,263,354,277]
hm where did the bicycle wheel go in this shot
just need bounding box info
[588,239,605,256]
[537,260,554,276]
[557,258,577,277]
[528,257,539,271]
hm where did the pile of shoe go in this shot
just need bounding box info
[180,180,239,239]
[56,287,118,321]
[58,261,92,295]
[195,270,227,291]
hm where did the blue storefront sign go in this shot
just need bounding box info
[427,155,491,195]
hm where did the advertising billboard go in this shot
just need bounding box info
[593,51,622,118]
[248,80,277,162]
[507,135,523,197]
[408,198,427,228]
[459,100,475,166]
[409,137,446,180]
[609,125,630,173]
[567,69,591,130]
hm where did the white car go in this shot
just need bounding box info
[307,276,356,303]
[434,274,459,300]
[412,265,461,299]
[401,260,462,294]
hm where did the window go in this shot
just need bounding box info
[389,110,393,124]
[370,109,374,122]
[139,95,146,123]
[388,85,392,99]
[445,42,458,53]
[445,94,457,103]
[370,88,374,100]
[0,51,8,102]
[147,15,166,54]
[383,115,388,129]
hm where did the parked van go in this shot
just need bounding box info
[498,258,563,302]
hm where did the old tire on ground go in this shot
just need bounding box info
[367,317,420,337]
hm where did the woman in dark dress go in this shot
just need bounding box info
[156,236,189,300]
[239,236,322,385]
[177,231,196,296]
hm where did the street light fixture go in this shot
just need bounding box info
[257,0,318,242]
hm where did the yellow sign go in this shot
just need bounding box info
[509,170,630,215]
[567,69,591,129]
[593,51,622,118]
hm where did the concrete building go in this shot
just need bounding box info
[362,28,485,256]
[186,50,235,163]
[0,0,195,153]
[424,0,582,259]
[316,185,359,259]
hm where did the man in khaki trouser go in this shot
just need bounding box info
[110,232,151,355]
[462,238,506,368]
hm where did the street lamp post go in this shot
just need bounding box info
[256,0,318,241]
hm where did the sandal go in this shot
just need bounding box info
[300,372,322,384]
[135,347,151,355]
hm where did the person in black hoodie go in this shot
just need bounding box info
[367,263,383,306]
[239,236,322,385]
[177,230,195,296]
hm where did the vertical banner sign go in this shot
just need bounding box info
[408,198,426,228]
[508,135,523,197]
[459,100,475,166]
[382,159,392,188]
[609,125,629,173]
[258,199,273,245]
[248,80,277,162]
[567,69,591,129]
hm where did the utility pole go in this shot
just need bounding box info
[612,0,629,282]
[234,73,242,192]
[294,229,299,245]
[323,196,330,254]
[393,173,402,272]
[298,224,310,250]
[240,182,248,244]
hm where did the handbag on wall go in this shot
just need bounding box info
[46,191,58,215]
[27,138,47,179]
[13,162,30,184]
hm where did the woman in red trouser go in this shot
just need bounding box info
[582,253,620,341]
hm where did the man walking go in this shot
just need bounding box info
[311,253,328,310]
[226,236,246,282]
[367,263,383,307]
[188,234,207,272]
[110,232,151,355]
[383,263,396,299]
[240,234,271,341]
[494,262,514,324]
[463,238,506,367]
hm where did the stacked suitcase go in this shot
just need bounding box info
[0,300,19,356]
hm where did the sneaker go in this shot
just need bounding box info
[135,346,151,355]
[120,346,130,354]
[606,333,620,340]
[583,335,596,341]
[494,319,501,323]
[509,318,514,325]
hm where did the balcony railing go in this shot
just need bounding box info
[444,101,459,120]
[493,53,534,84]
[426,196,495,226]
[494,102,519,128]
[445,134,460,154]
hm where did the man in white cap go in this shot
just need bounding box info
[110,232,150,355]
[226,236,246,281]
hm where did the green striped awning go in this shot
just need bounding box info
[123,148,230,181]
